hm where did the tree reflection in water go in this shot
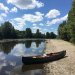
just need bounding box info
[25,40,32,48]
[0,40,45,54]
[25,40,45,48]
[0,42,17,54]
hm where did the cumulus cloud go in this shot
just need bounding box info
[39,23,44,26]
[0,16,4,22]
[32,25,41,33]
[10,7,18,13]
[33,23,37,26]
[45,9,60,18]
[47,14,68,26]
[0,3,9,13]
[0,13,7,22]
[10,11,44,30]
[23,12,44,22]
[31,25,47,33]
[7,0,44,10]
[1,13,7,17]
[10,18,26,30]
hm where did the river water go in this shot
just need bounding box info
[0,40,50,75]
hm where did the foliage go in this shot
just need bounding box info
[58,0,75,43]
[58,21,70,41]
[0,21,56,39]
[0,21,17,39]
[46,32,56,39]
[25,28,33,38]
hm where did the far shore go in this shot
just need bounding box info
[0,39,46,43]
[45,39,75,75]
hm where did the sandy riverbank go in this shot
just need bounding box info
[45,39,75,75]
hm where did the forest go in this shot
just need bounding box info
[58,0,75,43]
[0,21,56,39]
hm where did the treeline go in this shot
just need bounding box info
[0,21,56,39]
[58,0,75,43]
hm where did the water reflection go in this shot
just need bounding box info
[0,40,45,54]
[10,64,48,75]
[25,40,32,48]
[0,42,17,54]
[35,40,41,47]
[0,40,46,75]
[22,64,44,72]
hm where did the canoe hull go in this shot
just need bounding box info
[22,50,66,65]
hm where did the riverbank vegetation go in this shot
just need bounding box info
[58,0,75,44]
[0,21,56,39]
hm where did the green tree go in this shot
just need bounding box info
[50,32,56,39]
[0,26,2,39]
[1,21,17,39]
[58,21,70,41]
[66,0,75,43]
[25,28,33,38]
[46,32,50,39]
[34,29,42,38]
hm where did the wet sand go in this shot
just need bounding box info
[45,39,75,75]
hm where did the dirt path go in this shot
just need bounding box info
[45,39,75,75]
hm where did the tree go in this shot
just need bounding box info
[1,21,17,39]
[58,21,70,41]
[25,28,33,38]
[50,32,56,39]
[0,21,57,39]
[66,0,75,43]
[46,32,50,39]
[35,29,41,38]
[0,26,2,39]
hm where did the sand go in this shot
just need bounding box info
[45,39,75,75]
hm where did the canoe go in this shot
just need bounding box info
[22,50,66,65]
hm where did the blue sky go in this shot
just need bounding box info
[0,0,72,34]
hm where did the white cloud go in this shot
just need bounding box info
[0,16,4,22]
[45,9,60,18]
[9,11,44,30]
[7,0,44,10]
[32,25,41,33]
[39,23,44,26]
[52,29,58,35]
[32,26,41,30]
[0,13,7,22]
[1,13,7,17]
[0,3,9,13]
[47,14,68,26]
[43,28,48,31]
[23,12,44,23]
[10,7,18,13]
[32,25,48,34]
[33,23,37,26]
[11,18,26,30]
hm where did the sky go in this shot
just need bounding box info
[0,0,72,34]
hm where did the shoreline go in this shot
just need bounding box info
[0,39,46,43]
[45,39,75,75]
